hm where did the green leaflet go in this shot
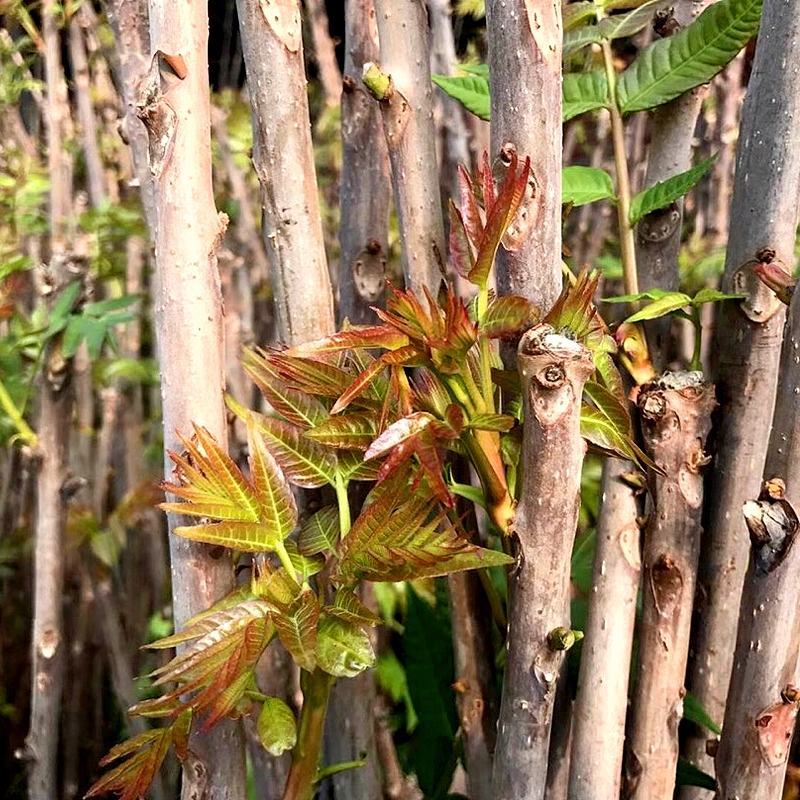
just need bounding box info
[432,68,609,123]
[629,157,716,224]
[298,505,341,556]
[617,0,762,114]
[272,588,320,672]
[676,757,717,790]
[431,74,491,120]
[257,698,297,756]
[563,70,610,121]
[562,165,616,207]
[315,614,376,678]
[683,691,722,735]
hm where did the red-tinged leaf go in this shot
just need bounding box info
[468,153,531,289]
[252,563,302,607]
[286,325,410,356]
[246,418,299,538]
[412,433,454,507]
[128,695,184,719]
[327,589,381,627]
[337,450,381,482]
[267,352,354,398]
[377,284,432,340]
[283,540,325,581]
[272,588,320,671]
[544,269,603,342]
[331,346,421,415]
[173,521,287,552]
[87,726,174,800]
[243,348,329,428]
[162,425,261,522]
[466,413,516,432]
[304,414,378,451]
[428,290,478,374]
[251,413,337,488]
[333,481,512,584]
[458,163,483,244]
[480,151,496,213]
[365,412,440,461]
[448,201,476,278]
[481,295,540,339]
[298,506,341,556]
[412,368,451,417]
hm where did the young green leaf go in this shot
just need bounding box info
[563,70,610,121]
[676,757,718,790]
[692,287,746,306]
[562,166,616,207]
[629,157,715,224]
[315,614,376,678]
[257,697,297,756]
[563,25,603,57]
[623,292,692,323]
[683,691,722,735]
[603,287,677,304]
[616,0,762,114]
[599,0,671,38]
[431,74,491,120]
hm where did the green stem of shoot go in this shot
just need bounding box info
[0,377,37,447]
[334,473,351,538]
[275,540,298,583]
[690,308,703,371]
[477,286,495,411]
[600,35,639,298]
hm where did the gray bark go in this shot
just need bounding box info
[493,326,594,800]
[305,0,342,108]
[105,0,156,234]
[486,0,563,312]
[685,0,800,786]
[715,296,800,799]
[235,0,335,344]
[338,0,391,324]
[569,457,641,800]
[623,372,715,800]
[26,4,73,796]
[634,0,713,370]
[142,1,247,797]
[370,0,446,294]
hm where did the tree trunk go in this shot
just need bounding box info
[685,0,800,785]
[305,0,342,108]
[235,0,335,345]
[367,0,446,294]
[715,294,800,799]
[569,457,641,800]
[493,326,594,800]
[624,373,716,800]
[486,0,563,312]
[26,3,72,796]
[141,2,247,797]
[105,0,156,234]
[338,0,391,325]
[634,0,712,370]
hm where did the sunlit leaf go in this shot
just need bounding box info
[286,325,410,356]
[692,287,745,306]
[481,294,539,339]
[304,414,378,451]
[327,589,381,627]
[629,157,715,224]
[562,166,616,207]
[623,292,692,323]
[617,0,762,113]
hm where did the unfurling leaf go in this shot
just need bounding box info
[629,157,715,224]
[481,294,539,339]
[616,0,762,113]
[257,697,297,756]
[316,614,376,677]
[328,589,381,627]
[161,422,297,553]
[271,587,320,672]
[581,382,660,473]
[87,714,191,800]
[333,477,513,584]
